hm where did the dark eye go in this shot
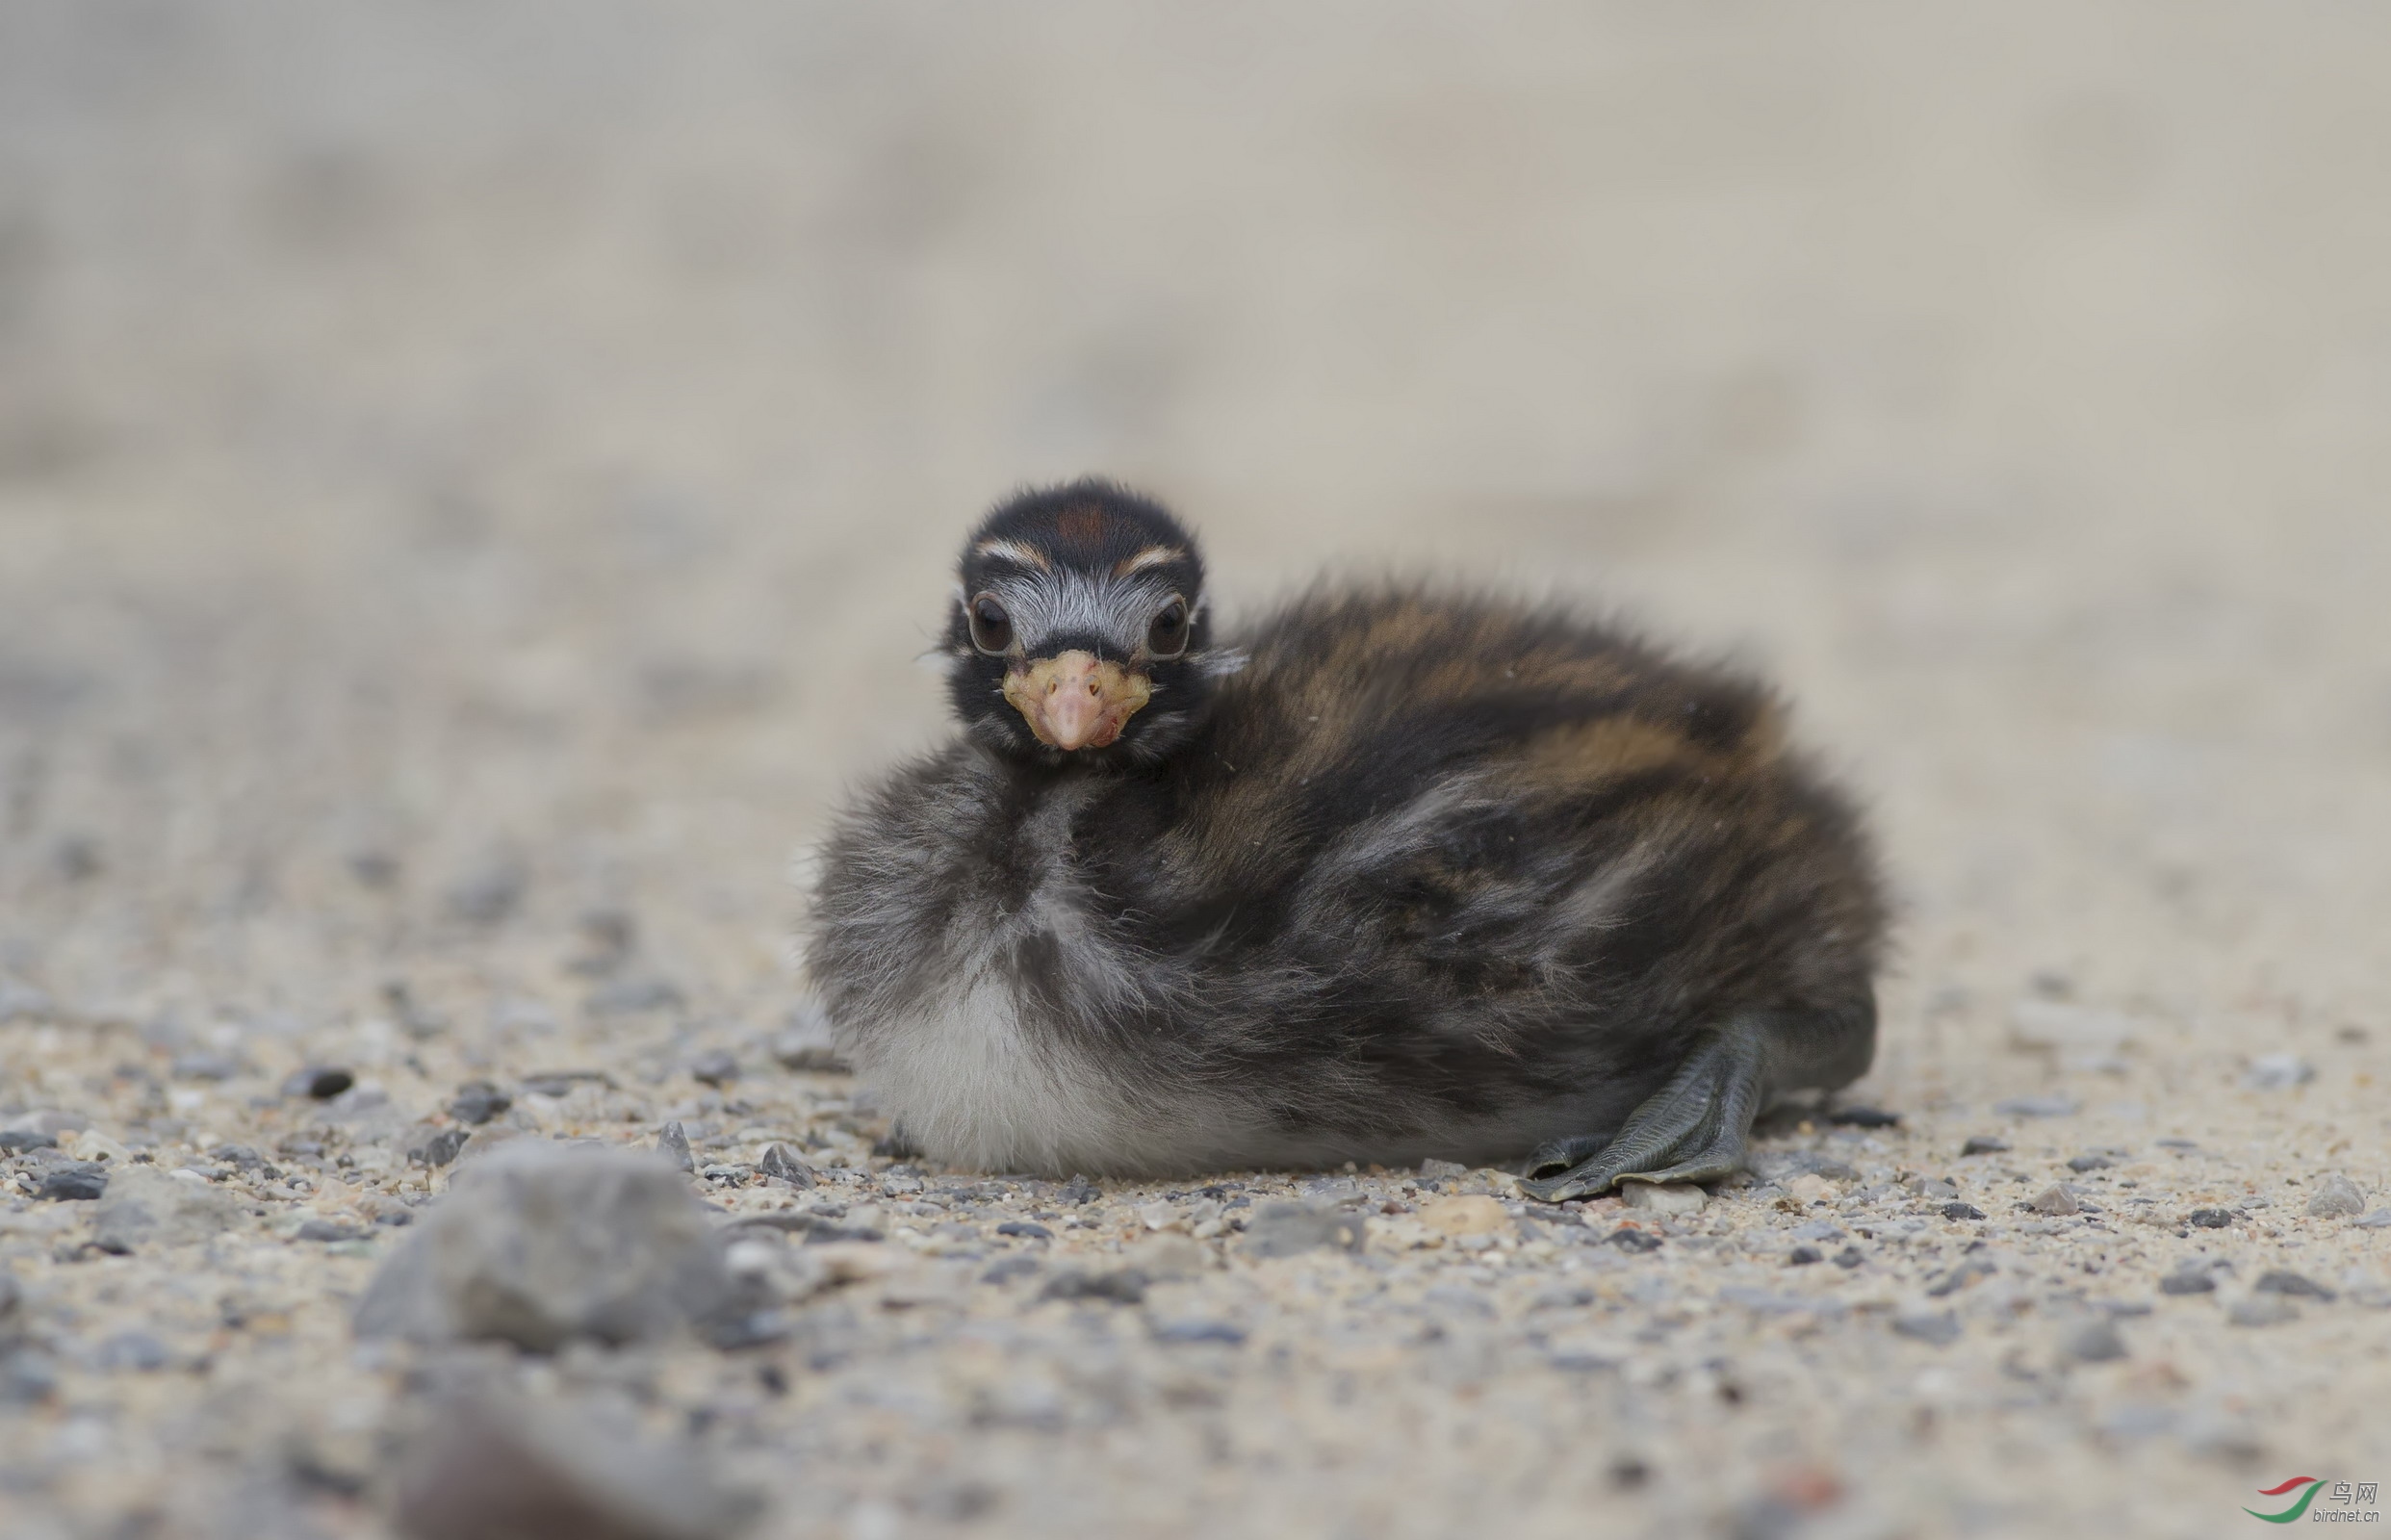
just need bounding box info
[966,593,1014,654]
[1145,597,1190,658]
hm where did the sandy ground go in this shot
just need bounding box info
[3,5,2389,1537]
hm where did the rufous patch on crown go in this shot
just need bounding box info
[1056,504,1110,545]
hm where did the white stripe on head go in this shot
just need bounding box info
[1115,545,1187,577]
[973,538,1052,572]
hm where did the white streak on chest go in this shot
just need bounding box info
[852,777,1217,1175]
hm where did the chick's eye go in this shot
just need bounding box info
[1146,597,1190,657]
[967,594,1014,654]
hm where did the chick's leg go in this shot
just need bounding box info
[1517,998,1874,1204]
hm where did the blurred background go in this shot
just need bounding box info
[2,3,2385,1076]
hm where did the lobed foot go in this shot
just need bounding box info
[1518,1017,1768,1203]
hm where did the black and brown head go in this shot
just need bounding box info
[947,480,1236,766]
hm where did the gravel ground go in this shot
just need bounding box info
[4,7,2390,1538]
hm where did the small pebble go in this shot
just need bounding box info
[1993,1095,2079,1118]
[2305,1173,2366,1219]
[687,1049,740,1088]
[1417,1158,1470,1179]
[1959,1136,2010,1156]
[37,1164,108,1202]
[295,1219,365,1243]
[757,1144,814,1187]
[1040,1269,1147,1304]
[1892,1311,1961,1346]
[996,1221,1053,1241]
[656,1122,696,1173]
[1619,1181,1708,1216]
[1605,1228,1663,1254]
[2066,1154,2115,1172]
[91,1331,171,1373]
[284,1066,355,1100]
[1151,1320,1246,1347]
[449,1083,513,1126]
[1942,1202,1986,1221]
[1832,1247,1864,1269]
[1418,1195,1507,1236]
[1787,1246,1822,1266]
[410,1128,471,1168]
[585,976,683,1016]
[769,1005,848,1072]
[2252,1270,2334,1301]
[1241,1204,1368,1259]
[2185,1208,2235,1228]
[2157,1267,2217,1296]
[2063,1318,2128,1362]
[2355,1210,2391,1230]
[1825,1106,1900,1128]
[2227,1295,2300,1327]
[2241,1053,2314,1091]
[442,859,526,926]
[392,1392,758,1540]
[2025,1185,2079,1217]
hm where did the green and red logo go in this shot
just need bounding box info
[2246,1477,2323,1524]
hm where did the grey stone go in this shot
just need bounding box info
[295,1219,366,1242]
[169,1050,241,1081]
[2025,1184,2079,1216]
[2064,1318,2128,1362]
[768,1004,848,1072]
[90,1329,171,1373]
[756,1143,813,1187]
[686,1049,739,1088]
[2227,1295,2300,1326]
[2186,1207,2236,1228]
[1787,1245,1823,1266]
[1619,1180,1708,1215]
[92,1165,240,1250]
[354,1142,732,1352]
[1753,1150,1860,1183]
[0,977,55,1023]
[1926,1257,1996,1297]
[449,1082,513,1126]
[2066,1154,2115,1172]
[656,1121,695,1173]
[444,859,526,927]
[1959,1136,2010,1156]
[1942,1202,1987,1220]
[1416,1158,1470,1179]
[2253,1269,2334,1300]
[1993,1095,2079,1117]
[2158,1267,2216,1295]
[409,1126,471,1168]
[1,1347,57,1403]
[1239,1202,1368,1259]
[1039,1269,1147,1303]
[392,1394,759,1540]
[2241,1053,2313,1091]
[1891,1310,1961,1346]
[1790,1220,1846,1242]
[586,976,683,1016]
[283,1065,355,1100]
[2356,1209,2391,1229]
[2306,1173,2367,1219]
[37,1162,107,1201]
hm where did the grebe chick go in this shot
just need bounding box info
[805,480,1886,1201]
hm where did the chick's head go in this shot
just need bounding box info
[947,480,1236,765]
